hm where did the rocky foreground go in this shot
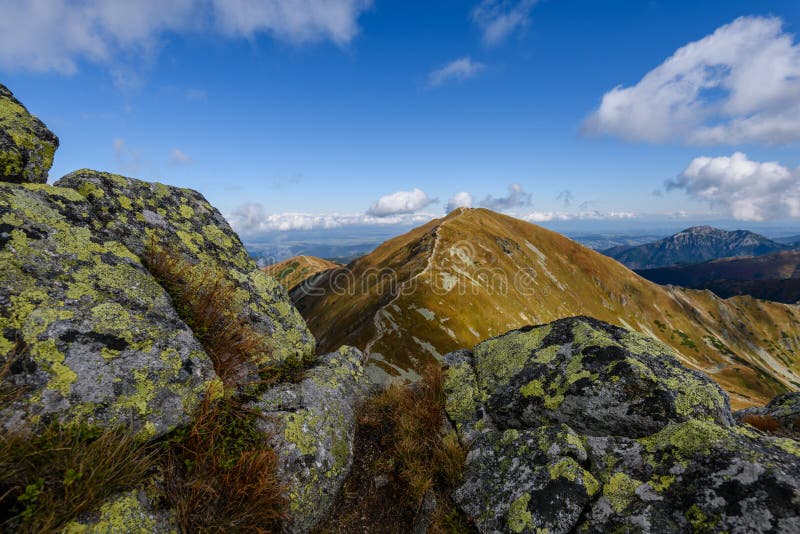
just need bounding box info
[0,83,798,532]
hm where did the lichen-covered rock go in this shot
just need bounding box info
[735,392,800,434]
[250,346,368,533]
[0,84,58,184]
[0,183,218,439]
[454,424,599,534]
[61,488,178,534]
[469,316,732,437]
[444,317,800,533]
[55,169,315,369]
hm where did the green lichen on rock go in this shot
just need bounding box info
[54,169,315,370]
[250,346,367,533]
[0,84,59,184]
[446,317,800,534]
[61,488,178,534]
[0,183,217,439]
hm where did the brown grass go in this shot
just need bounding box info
[162,394,286,533]
[0,425,154,533]
[318,365,471,533]
[144,241,275,388]
[741,413,782,433]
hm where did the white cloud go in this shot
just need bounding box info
[169,148,193,165]
[522,211,636,222]
[446,191,474,212]
[428,57,485,87]
[667,152,800,221]
[366,188,437,217]
[479,183,532,211]
[471,0,538,45]
[212,0,372,45]
[228,203,434,234]
[0,0,372,76]
[584,16,800,145]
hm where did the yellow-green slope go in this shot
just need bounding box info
[262,255,341,291]
[294,208,800,408]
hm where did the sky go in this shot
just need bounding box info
[2,0,800,241]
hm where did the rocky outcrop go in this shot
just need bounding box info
[0,183,218,439]
[0,84,58,184]
[444,317,800,533]
[735,392,800,435]
[252,346,368,533]
[55,169,315,370]
[61,488,178,534]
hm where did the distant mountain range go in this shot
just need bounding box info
[637,250,800,304]
[290,208,800,408]
[602,226,791,270]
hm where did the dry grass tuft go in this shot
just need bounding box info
[163,394,286,533]
[144,240,275,388]
[741,413,782,433]
[319,364,471,532]
[0,425,154,533]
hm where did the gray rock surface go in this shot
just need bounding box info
[0,183,218,439]
[251,346,368,533]
[0,83,58,184]
[444,316,800,533]
[55,169,315,370]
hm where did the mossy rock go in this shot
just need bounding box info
[54,169,315,370]
[0,183,218,439]
[735,391,800,433]
[444,317,800,533]
[471,316,733,437]
[0,83,58,184]
[250,346,368,533]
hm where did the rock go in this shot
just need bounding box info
[464,316,732,438]
[0,83,58,184]
[735,392,800,434]
[250,346,367,533]
[55,169,315,370]
[444,317,800,534]
[0,183,219,439]
[61,488,178,534]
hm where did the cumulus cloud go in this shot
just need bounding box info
[228,203,434,234]
[446,191,474,212]
[366,188,437,217]
[428,57,485,87]
[169,148,193,165]
[471,0,538,45]
[667,152,800,221]
[584,16,800,145]
[479,183,532,211]
[522,211,636,222]
[0,0,372,76]
[556,190,573,207]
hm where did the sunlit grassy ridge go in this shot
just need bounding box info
[262,255,341,292]
[295,208,800,408]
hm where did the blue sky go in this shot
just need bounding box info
[2,0,800,238]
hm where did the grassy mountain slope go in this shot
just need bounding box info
[294,209,800,408]
[261,255,341,291]
[603,226,789,270]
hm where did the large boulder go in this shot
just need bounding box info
[251,346,368,533]
[0,84,58,184]
[0,183,219,439]
[444,317,800,533]
[61,488,178,534]
[55,169,315,370]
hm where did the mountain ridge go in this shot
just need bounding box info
[294,208,800,408]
